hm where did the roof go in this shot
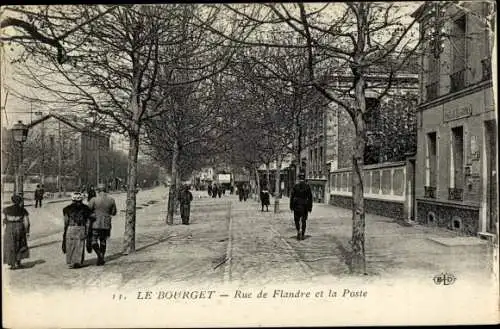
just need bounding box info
[28,113,109,137]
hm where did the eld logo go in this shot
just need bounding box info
[433,273,457,286]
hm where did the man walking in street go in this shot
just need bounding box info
[34,184,44,208]
[88,184,117,266]
[290,173,313,240]
[178,185,193,225]
[62,192,93,269]
[87,185,96,203]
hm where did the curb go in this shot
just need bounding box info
[2,191,127,208]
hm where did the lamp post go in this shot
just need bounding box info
[11,120,29,197]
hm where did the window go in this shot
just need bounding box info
[319,146,324,175]
[449,126,464,200]
[450,15,467,92]
[425,132,438,198]
[426,55,440,100]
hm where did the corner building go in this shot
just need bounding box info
[414,2,496,238]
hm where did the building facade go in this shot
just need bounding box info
[300,65,419,205]
[414,2,496,238]
[25,114,110,190]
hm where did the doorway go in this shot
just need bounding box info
[485,120,497,233]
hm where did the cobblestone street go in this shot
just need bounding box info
[4,187,496,293]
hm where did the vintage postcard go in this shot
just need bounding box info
[1,2,498,327]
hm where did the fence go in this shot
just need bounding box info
[329,161,414,221]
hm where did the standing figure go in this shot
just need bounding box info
[87,185,96,202]
[243,184,249,201]
[260,185,271,212]
[238,184,244,202]
[207,184,212,197]
[290,173,313,240]
[178,185,194,225]
[3,194,30,269]
[217,184,222,198]
[212,183,218,198]
[34,184,45,208]
[88,184,117,266]
[62,192,93,269]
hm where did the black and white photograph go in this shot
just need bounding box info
[1,2,498,327]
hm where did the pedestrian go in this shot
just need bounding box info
[211,183,217,198]
[290,173,313,240]
[62,192,93,269]
[243,183,249,201]
[3,194,30,270]
[217,184,222,198]
[87,185,96,202]
[260,185,271,212]
[34,184,44,208]
[178,185,193,225]
[88,184,117,266]
[207,184,212,197]
[238,183,244,202]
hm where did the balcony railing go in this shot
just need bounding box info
[450,69,466,93]
[448,187,464,201]
[482,58,491,81]
[426,82,439,101]
[424,186,436,199]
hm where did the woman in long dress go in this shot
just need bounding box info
[62,192,93,269]
[3,194,30,270]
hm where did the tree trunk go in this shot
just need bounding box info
[254,166,260,201]
[274,154,283,213]
[265,162,270,190]
[296,120,303,179]
[351,73,367,275]
[123,130,140,255]
[166,140,179,225]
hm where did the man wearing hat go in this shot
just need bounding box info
[88,184,117,265]
[178,184,193,225]
[62,192,93,268]
[290,172,313,240]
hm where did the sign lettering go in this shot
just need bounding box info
[444,105,472,122]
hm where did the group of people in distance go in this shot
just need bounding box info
[2,184,117,270]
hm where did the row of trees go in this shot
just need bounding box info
[4,3,493,273]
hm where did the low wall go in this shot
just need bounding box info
[416,198,480,236]
[330,195,404,219]
[329,161,412,221]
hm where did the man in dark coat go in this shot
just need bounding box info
[260,184,271,212]
[290,173,313,240]
[34,184,44,208]
[212,183,218,198]
[88,184,117,265]
[62,192,93,269]
[87,185,96,202]
[178,185,194,225]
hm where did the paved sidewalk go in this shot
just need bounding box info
[4,193,496,292]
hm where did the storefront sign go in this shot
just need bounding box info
[443,105,472,122]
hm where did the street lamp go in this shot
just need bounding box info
[11,120,29,196]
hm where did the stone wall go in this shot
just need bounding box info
[416,199,480,236]
[330,195,404,220]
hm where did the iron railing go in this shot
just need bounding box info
[450,69,466,92]
[448,187,464,201]
[424,186,436,199]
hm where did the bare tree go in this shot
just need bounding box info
[204,2,431,274]
[1,5,118,63]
